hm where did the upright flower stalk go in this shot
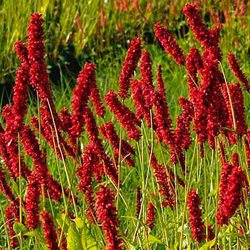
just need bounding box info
[96,186,124,250]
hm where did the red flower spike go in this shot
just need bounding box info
[228,52,249,91]
[154,22,185,65]
[0,167,16,202]
[70,63,95,139]
[187,189,205,242]
[244,137,250,169]
[100,122,135,167]
[156,65,166,101]
[14,41,28,63]
[96,186,124,250]
[146,201,156,229]
[221,83,247,138]
[153,92,176,162]
[89,71,106,117]
[118,37,142,99]
[136,187,141,218]
[140,51,155,108]
[216,161,246,226]
[5,200,19,248]
[41,211,59,250]
[25,173,40,229]
[149,152,176,208]
[84,107,100,142]
[186,48,202,100]
[183,3,211,48]
[131,79,152,127]
[174,98,194,151]
[105,90,141,140]
[77,143,99,220]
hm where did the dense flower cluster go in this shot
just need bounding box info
[105,90,140,140]
[149,152,176,208]
[146,201,156,229]
[227,52,249,91]
[187,189,205,242]
[154,22,185,65]
[96,186,124,250]
[100,122,135,166]
[216,153,247,226]
[41,211,59,250]
[118,37,142,99]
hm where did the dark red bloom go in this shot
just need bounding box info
[41,210,59,250]
[77,143,99,221]
[140,51,155,108]
[244,136,250,169]
[146,201,156,229]
[59,108,72,132]
[174,98,194,151]
[136,187,141,218]
[154,22,185,65]
[186,48,202,100]
[156,65,166,101]
[89,71,106,117]
[100,122,135,167]
[14,41,28,63]
[0,167,16,202]
[25,173,40,229]
[5,200,19,248]
[153,92,176,162]
[149,152,176,208]
[105,90,140,140]
[228,52,249,91]
[131,79,151,127]
[118,37,142,99]
[183,3,211,49]
[20,125,64,201]
[70,63,95,139]
[96,185,124,250]
[187,189,205,242]
[216,154,247,226]
[221,83,247,139]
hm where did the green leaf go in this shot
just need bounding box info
[142,234,162,247]
[24,229,40,237]
[199,239,216,250]
[67,224,83,250]
[75,217,84,229]
[13,222,27,234]
[81,227,98,250]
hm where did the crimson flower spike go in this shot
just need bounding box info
[5,200,19,248]
[100,122,135,167]
[174,98,194,152]
[146,201,156,230]
[28,13,55,108]
[77,143,99,222]
[221,83,247,139]
[96,185,124,250]
[228,52,250,91]
[216,153,247,226]
[154,22,185,66]
[25,173,40,230]
[0,167,16,202]
[183,3,210,48]
[118,37,142,99]
[41,211,59,250]
[105,90,141,140]
[140,51,155,108]
[131,79,152,127]
[187,189,205,243]
[70,63,95,140]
